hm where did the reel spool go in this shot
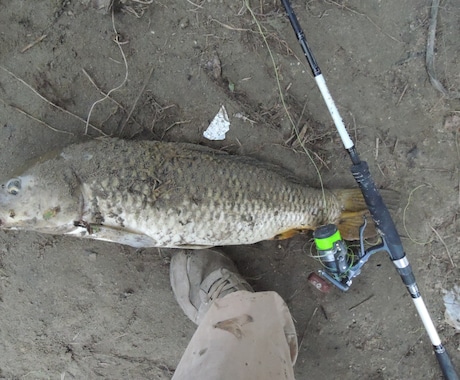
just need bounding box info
[313,224,351,277]
[311,220,381,291]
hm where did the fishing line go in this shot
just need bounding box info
[279,1,459,378]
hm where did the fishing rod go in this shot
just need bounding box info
[279,0,459,378]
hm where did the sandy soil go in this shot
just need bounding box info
[0,1,459,379]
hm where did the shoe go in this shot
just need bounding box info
[170,249,253,325]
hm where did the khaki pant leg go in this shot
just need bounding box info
[172,290,298,380]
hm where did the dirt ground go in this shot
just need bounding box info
[0,0,459,379]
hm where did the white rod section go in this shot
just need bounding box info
[314,74,354,150]
[413,297,442,346]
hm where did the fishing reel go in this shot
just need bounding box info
[311,219,384,291]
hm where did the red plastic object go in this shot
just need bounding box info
[308,272,331,293]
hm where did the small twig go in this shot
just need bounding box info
[148,100,176,132]
[375,137,379,160]
[0,99,73,135]
[426,0,460,99]
[82,68,125,109]
[9,104,74,136]
[403,184,434,245]
[119,65,154,135]
[458,167,460,207]
[20,34,47,53]
[349,294,374,311]
[319,305,328,320]
[298,307,318,351]
[122,6,144,18]
[392,138,399,155]
[376,163,386,177]
[82,68,145,130]
[161,120,191,140]
[0,65,107,136]
[210,18,252,32]
[456,131,460,206]
[186,0,204,10]
[234,112,256,125]
[85,8,129,135]
[396,83,409,106]
[429,225,456,267]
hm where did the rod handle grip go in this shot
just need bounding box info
[435,345,459,380]
[351,161,404,259]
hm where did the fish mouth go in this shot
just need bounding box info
[0,192,85,234]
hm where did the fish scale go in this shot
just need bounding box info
[84,141,333,246]
[0,138,369,248]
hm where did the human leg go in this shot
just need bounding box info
[170,249,298,380]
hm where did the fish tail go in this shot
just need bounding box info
[333,188,399,241]
[273,189,370,241]
[332,188,368,240]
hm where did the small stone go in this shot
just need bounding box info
[179,17,189,29]
[85,250,98,261]
[443,114,460,133]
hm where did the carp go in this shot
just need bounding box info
[0,139,371,248]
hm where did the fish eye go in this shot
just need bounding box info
[6,178,21,195]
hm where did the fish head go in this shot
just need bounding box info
[0,165,83,234]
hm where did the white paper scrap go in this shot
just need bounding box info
[443,285,460,330]
[203,105,230,141]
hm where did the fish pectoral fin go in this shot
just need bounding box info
[272,227,311,240]
[176,244,216,249]
[336,210,377,241]
[72,224,158,248]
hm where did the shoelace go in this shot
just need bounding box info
[203,268,249,304]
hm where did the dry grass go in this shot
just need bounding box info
[0,65,107,136]
[243,0,327,202]
[84,8,129,135]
